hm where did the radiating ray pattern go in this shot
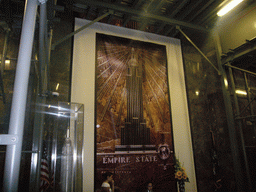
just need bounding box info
[95,34,173,151]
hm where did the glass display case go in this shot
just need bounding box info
[32,102,84,192]
[51,102,84,192]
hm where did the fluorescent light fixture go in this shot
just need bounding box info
[235,90,247,95]
[217,0,244,17]
[224,78,229,87]
[56,83,59,90]
[5,60,10,64]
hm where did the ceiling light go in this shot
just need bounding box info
[5,60,10,64]
[224,78,229,88]
[56,83,59,91]
[235,90,247,95]
[217,0,244,17]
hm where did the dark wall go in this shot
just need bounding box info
[179,33,236,191]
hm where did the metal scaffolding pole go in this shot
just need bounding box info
[176,26,221,75]
[3,0,38,191]
[38,1,47,95]
[36,1,48,190]
[224,64,256,77]
[214,32,245,192]
[228,66,252,191]
[51,9,114,50]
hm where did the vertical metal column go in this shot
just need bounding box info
[38,1,47,95]
[29,1,48,191]
[3,0,38,191]
[214,32,244,192]
[46,25,53,91]
[228,66,252,191]
[37,0,48,189]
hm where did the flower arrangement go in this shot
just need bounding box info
[174,156,189,192]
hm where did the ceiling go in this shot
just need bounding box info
[58,0,255,38]
[0,0,255,38]
[0,0,256,71]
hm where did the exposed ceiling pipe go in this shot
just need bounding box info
[74,0,209,32]
[189,0,216,22]
[170,0,216,37]
[168,0,189,18]
[167,0,204,36]
[198,0,224,26]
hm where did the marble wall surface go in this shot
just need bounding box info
[180,34,236,191]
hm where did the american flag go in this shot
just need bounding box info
[40,142,50,191]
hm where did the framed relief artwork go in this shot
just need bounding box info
[95,33,176,192]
